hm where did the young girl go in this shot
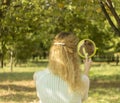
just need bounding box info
[34,32,92,103]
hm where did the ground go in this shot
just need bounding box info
[0,62,120,103]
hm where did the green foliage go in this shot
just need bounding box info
[0,0,120,65]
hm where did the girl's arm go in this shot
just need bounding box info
[84,58,92,76]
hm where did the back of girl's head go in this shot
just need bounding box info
[55,32,70,39]
[54,32,79,52]
[48,32,83,93]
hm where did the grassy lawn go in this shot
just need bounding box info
[84,63,120,103]
[0,62,120,103]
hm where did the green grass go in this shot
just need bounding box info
[0,62,120,103]
[84,63,120,103]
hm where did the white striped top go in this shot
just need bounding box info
[33,69,90,103]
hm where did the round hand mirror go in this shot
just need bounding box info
[77,39,97,58]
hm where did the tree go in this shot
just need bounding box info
[0,0,119,69]
[0,0,10,68]
[98,0,120,36]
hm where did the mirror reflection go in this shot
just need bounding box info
[77,39,97,58]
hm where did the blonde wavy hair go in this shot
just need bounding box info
[48,32,84,93]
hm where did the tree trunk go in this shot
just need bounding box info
[10,51,13,72]
[0,54,4,68]
[98,0,120,36]
[0,41,5,68]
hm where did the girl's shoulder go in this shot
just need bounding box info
[33,69,49,80]
[81,74,89,82]
[81,74,90,86]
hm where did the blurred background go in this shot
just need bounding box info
[0,0,120,103]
